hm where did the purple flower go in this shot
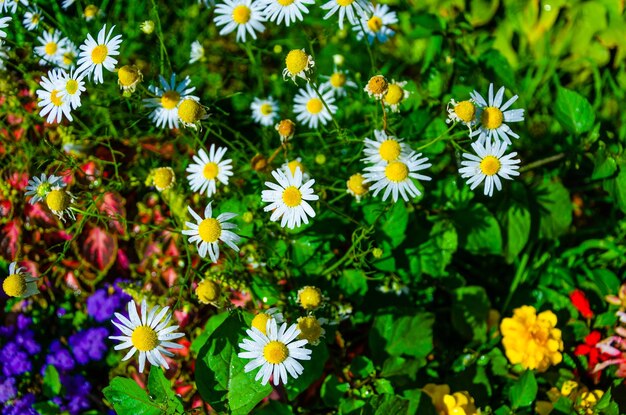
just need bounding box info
[2,392,37,415]
[16,315,32,330]
[44,341,75,373]
[60,374,92,415]
[87,283,130,323]
[69,327,108,365]
[0,377,16,404]
[0,343,31,377]
[13,330,40,355]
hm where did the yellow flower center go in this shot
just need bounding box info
[481,106,504,130]
[84,5,98,18]
[384,84,404,105]
[3,274,26,298]
[260,103,273,116]
[297,316,322,344]
[203,162,219,180]
[298,286,322,309]
[347,173,368,196]
[198,218,222,243]
[50,90,63,107]
[46,189,70,212]
[63,52,76,66]
[65,80,79,95]
[251,313,271,334]
[161,91,180,110]
[287,160,305,176]
[367,75,388,96]
[263,341,289,364]
[337,0,354,6]
[45,42,57,56]
[385,161,409,182]
[153,167,175,190]
[454,100,476,123]
[31,14,40,24]
[131,325,159,352]
[196,280,221,304]
[36,182,52,197]
[479,155,501,176]
[282,186,302,207]
[285,49,308,75]
[232,5,251,24]
[91,44,108,64]
[278,0,294,4]
[306,98,323,114]
[277,119,296,138]
[367,15,383,32]
[379,139,401,161]
[118,65,141,87]
[330,72,346,88]
[178,99,205,124]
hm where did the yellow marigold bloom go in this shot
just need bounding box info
[500,305,563,372]
[422,384,480,415]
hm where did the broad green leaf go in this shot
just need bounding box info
[321,375,350,407]
[603,163,626,214]
[419,220,457,277]
[509,371,537,409]
[339,269,368,299]
[554,87,595,134]
[380,356,421,381]
[363,394,410,414]
[43,364,61,398]
[350,356,375,379]
[291,235,334,276]
[190,312,229,356]
[32,402,61,415]
[339,397,367,414]
[253,401,293,415]
[370,312,434,365]
[103,377,162,415]
[451,286,491,343]
[454,204,502,255]
[195,310,272,415]
[534,181,573,239]
[505,183,531,263]
[403,389,438,415]
[380,201,409,248]
[592,149,618,180]
[147,368,183,414]
[286,344,329,400]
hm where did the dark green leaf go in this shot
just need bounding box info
[103,377,162,415]
[350,356,375,379]
[418,220,457,277]
[32,401,60,415]
[43,365,61,398]
[454,204,502,255]
[339,269,368,299]
[554,87,595,134]
[285,344,329,400]
[321,375,350,407]
[534,181,573,240]
[451,286,491,343]
[509,371,537,409]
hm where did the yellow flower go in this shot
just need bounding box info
[577,390,603,415]
[500,306,563,372]
[422,384,480,415]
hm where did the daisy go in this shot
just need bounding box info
[151,167,176,191]
[45,186,76,222]
[58,40,79,69]
[281,158,309,181]
[117,65,142,93]
[76,24,122,84]
[297,286,323,310]
[353,3,397,44]
[2,262,38,299]
[361,129,408,165]
[363,151,432,203]
[320,68,357,98]
[109,299,185,373]
[260,0,314,27]
[0,41,8,70]
[469,83,525,146]
[346,173,369,202]
[178,97,208,130]
[58,68,86,110]
[293,83,337,129]
[214,0,266,43]
[189,40,204,64]
[182,202,241,263]
[297,316,326,346]
[34,30,68,66]
[22,5,42,31]
[275,119,296,142]
[0,16,11,39]
[186,144,233,197]
[261,166,318,229]
[25,173,64,205]
[61,0,76,8]
[36,69,73,124]
[83,4,103,21]
[238,318,312,386]
[251,308,284,335]
[364,74,388,99]
[321,0,368,30]
[446,98,477,130]
[282,48,314,83]
[250,96,279,127]
[143,73,198,129]
[1,0,27,14]
[383,80,410,112]
[459,140,521,197]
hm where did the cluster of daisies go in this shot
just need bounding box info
[447,83,524,196]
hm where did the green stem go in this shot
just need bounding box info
[519,153,565,173]
[416,123,457,150]
[311,81,341,132]
[149,0,172,74]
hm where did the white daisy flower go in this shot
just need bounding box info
[2,262,38,299]
[283,48,314,84]
[383,80,410,113]
[186,144,233,197]
[353,3,397,44]
[320,68,357,98]
[469,83,525,146]
[446,98,478,130]
[281,158,310,181]
[189,40,204,64]
[459,140,521,197]
[260,0,314,27]
[250,96,279,127]
[1,0,27,14]
[45,186,76,222]
[0,16,11,39]
[182,202,241,263]
[321,0,368,30]
[61,0,76,8]
[109,299,185,373]
[57,68,86,110]
[361,129,408,165]
[293,83,337,129]
[214,0,266,43]
[363,151,432,203]
[238,318,312,386]
[143,73,198,129]
[83,4,103,21]
[34,30,68,66]
[22,5,42,31]
[36,69,73,124]
[0,40,8,70]
[261,166,318,229]
[58,40,79,69]
[250,308,284,335]
[25,173,64,205]
[297,316,326,346]
[76,24,122,84]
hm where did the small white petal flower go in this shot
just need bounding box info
[22,6,42,31]
[282,49,315,84]
[58,68,86,110]
[0,16,11,39]
[320,68,357,98]
[34,30,68,66]
[293,83,337,129]
[2,262,38,299]
[182,202,241,263]
[214,0,266,42]
[1,0,27,14]
[76,24,123,84]
[44,186,76,222]
[186,144,233,197]
[250,96,279,127]
[36,69,73,124]
[189,40,204,64]
[361,129,408,165]
[321,0,369,30]
[469,83,525,146]
[25,173,64,205]
[363,152,432,203]
[459,140,521,197]
[143,73,198,129]
[383,80,410,113]
[259,0,314,27]
[446,98,478,131]
[352,3,397,44]
[109,299,185,373]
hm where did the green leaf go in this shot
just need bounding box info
[321,375,350,407]
[195,310,272,415]
[603,164,626,214]
[253,401,294,415]
[509,371,537,409]
[380,356,421,381]
[504,183,531,263]
[147,368,183,414]
[418,220,457,277]
[32,401,60,415]
[190,312,229,356]
[363,394,410,415]
[339,269,368,299]
[451,286,491,343]
[339,397,367,414]
[370,312,434,365]
[534,181,573,239]
[379,202,409,248]
[592,150,618,180]
[554,87,595,134]
[103,377,162,415]
[350,356,375,379]
[403,389,437,415]
[43,365,61,398]
[285,344,329,400]
[454,204,502,255]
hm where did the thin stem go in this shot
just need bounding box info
[149,0,172,74]
[416,123,458,150]
[310,82,341,132]
[519,153,565,173]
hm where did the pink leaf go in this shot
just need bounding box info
[78,225,117,272]
[0,220,20,260]
[25,202,56,226]
[96,192,126,235]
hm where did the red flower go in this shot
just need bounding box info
[570,289,594,319]
[575,331,611,383]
